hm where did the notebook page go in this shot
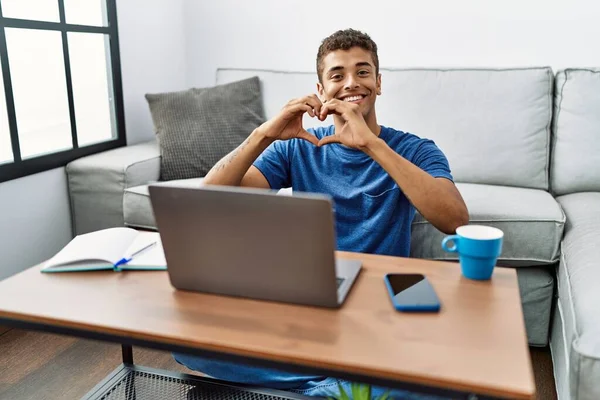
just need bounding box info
[44,227,139,268]
[123,231,166,267]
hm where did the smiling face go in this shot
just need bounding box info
[317,46,382,128]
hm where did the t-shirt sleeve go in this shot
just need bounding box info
[412,140,454,182]
[252,139,293,189]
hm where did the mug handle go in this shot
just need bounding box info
[442,235,460,253]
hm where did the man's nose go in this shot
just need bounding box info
[344,75,359,90]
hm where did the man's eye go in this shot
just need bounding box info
[358,70,369,76]
[331,74,342,80]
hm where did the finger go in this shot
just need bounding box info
[321,99,343,115]
[289,104,313,117]
[301,94,323,116]
[289,98,319,118]
[319,100,344,120]
[318,135,341,146]
[297,129,319,146]
[306,94,323,115]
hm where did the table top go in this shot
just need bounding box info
[0,252,535,399]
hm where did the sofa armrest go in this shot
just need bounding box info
[66,139,161,235]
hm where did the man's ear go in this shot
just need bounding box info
[376,74,382,95]
[317,82,325,100]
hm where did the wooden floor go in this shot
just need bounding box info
[0,327,557,400]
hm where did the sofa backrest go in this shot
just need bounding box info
[217,69,333,129]
[551,69,600,196]
[217,67,553,189]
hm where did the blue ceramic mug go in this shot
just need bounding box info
[441,225,504,280]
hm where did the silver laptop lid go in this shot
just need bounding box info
[149,185,341,307]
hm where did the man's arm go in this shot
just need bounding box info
[317,99,469,234]
[203,94,323,188]
[203,129,273,188]
[362,140,469,234]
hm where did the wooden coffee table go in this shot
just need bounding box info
[0,251,535,399]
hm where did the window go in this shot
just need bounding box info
[0,0,125,182]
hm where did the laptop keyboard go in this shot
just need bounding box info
[336,277,345,288]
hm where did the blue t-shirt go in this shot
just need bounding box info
[253,125,454,257]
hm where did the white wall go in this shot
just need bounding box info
[184,0,600,88]
[117,0,186,144]
[0,168,72,280]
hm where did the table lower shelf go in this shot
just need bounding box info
[82,364,314,400]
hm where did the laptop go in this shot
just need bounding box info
[149,184,362,308]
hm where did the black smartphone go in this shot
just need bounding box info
[383,273,441,312]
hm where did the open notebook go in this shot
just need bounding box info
[42,227,166,273]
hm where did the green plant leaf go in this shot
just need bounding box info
[326,382,388,400]
[375,390,390,400]
[350,382,371,399]
[338,382,351,400]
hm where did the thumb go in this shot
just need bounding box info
[318,135,341,147]
[297,129,319,146]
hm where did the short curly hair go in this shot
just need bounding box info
[316,29,379,84]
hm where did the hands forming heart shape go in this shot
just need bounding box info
[260,94,378,150]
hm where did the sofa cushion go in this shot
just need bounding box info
[217,67,553,190]
[124,178,205,230]
[410,183,565,266]
[124,180,291,229]
[128,180,564,267]
[554,192,600,400]
[66,140,161,235]
[145,76,265,181]
[517,267,555,347]
[551,69,600,196]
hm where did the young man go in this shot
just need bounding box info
[175,29,469,398]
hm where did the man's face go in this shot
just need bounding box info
[317,47,381,120]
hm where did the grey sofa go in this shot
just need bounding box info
[65,67,600,400]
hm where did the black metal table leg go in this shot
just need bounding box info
[122,344,133,364]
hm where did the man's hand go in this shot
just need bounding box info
[258,94,323,146]
[317,99,378,150]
